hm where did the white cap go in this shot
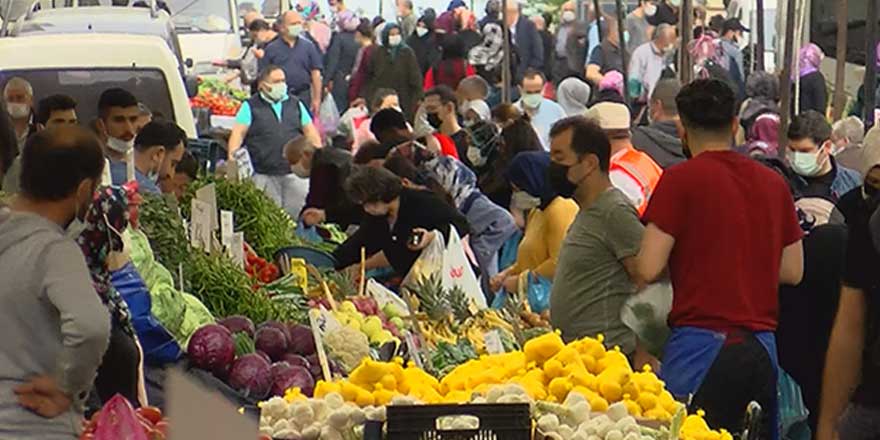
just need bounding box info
[584,102,631,130]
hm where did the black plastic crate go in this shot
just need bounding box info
[386,403,531,440]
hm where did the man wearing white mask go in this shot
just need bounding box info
[786,111,860,201]
[110,120,186,194]
[259,10,323,116]
[626,0,657,52]
[3,77,37,152]
[515,69,565,150]
[96,88,141,164]
[228,65,322,217]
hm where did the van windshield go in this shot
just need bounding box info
[167,0,233,33]
[0,68,175,125]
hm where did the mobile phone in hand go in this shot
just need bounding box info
[408,230,424,247]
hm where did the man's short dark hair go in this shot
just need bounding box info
[258,64,283,84]
[370,108,408,139]
[651,79,681,116]
[550,116,611,172]
[371,88,398,113]
[356,21,374,39]
[354,140,395,164]
[36,94,77,125]
[20,126,104,201]
[345,165,403,204]
[425,85,458,110]
[176,151,199,180]
[249,18,271,32]
[521,68,546,85]
[135,120,186,152]
[676,79,736,131]
[459,75,489,99]
[788,111,832,145]
[98,88,138,119]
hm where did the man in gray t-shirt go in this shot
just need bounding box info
[546,115,644,355]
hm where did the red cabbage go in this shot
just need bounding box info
[270,361,292,379]
[271,365,315,397]
[258,321,292,342]
[228,354,272,399]
[288,324,316,356]
[218,316,256,337]
[255,351,271,363]
[187,324,235,374]
[255,327,289,361]
[280,353,311,370]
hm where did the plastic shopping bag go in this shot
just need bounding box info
[526,272,552,313]
[443,228,487,309]
[620,282,673,357]
[318,93,340,136]
[339,105,368,140]
[93,394,149,440]
[401,229,446,290]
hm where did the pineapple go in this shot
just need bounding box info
[407,274,451,321]
[448,285,472,323]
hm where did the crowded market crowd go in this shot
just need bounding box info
[0,0,879,438]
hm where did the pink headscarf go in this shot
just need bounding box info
[796,43,824,79]
[745,113,781,157]
[336,10,359,32]
[599,71,624,98]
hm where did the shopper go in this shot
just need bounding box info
[793,43,828,115]
[718,18,748,100]
[396,0,417,39]
[830,116,866,174]
[553,1,581,82]
[424,86,468,160]
[365,24,423,121]
[2,76,37,151]
[3,94,79,193]
[585,101,663,215]
[259,11,323,115]
[227,65,322,217]
[406,11,440,77]
[300,144,359,229]
[504,1,544,82]
[816,139,880,440]
[556,77,592,117]
[626,0,656,52]
[634,79,804,437]
[0,126,110,439]
[631,78,685,168]
[481,112,545,208]
[740,113,781,158]
[424,34,475,91]
[332,166,469,277]
[159,151,198,200]
[348,22,377,105]
[628,23,676,100]
[324,10,361,111]
[739,71,780,137]
[490,151,578,294]
[786,111,860,201]
[547,116,645,360]
[110,120,186,194]
[516,69,565,150]
[585,18,627,86]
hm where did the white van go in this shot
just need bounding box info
[0,33,197,137]
[165,0,242,75]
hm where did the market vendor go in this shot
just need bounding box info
[332,166,469,278]
[633,79,803,438]
[110,120,186,194]
[0,126,110,439]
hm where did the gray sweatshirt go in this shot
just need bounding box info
[0,208,110,438]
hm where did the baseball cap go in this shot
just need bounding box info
[722,18,750,34]
[861,126,880,176]
[584,102,631,130]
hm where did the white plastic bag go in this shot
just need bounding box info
[620,282,673,357]
[339,105,368,140]
[401,228,486,310]
[318,93,340,135]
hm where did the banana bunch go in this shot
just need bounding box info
[459,310,518,354]
[417,320,458,346]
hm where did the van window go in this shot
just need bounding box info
[167,0,233,33]
[0,68,175,126]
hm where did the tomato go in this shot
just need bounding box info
[136,406,163,425]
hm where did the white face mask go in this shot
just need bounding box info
[644,3,658,16]
[388,35,402,46]
[106,136,135,154]
[561,11,576,23]
[7,102,29,119]
[467,146,485,167]
[511,190,541,211]
[65,189,91,239]
[416,27,428,37]
[291,162,310,178]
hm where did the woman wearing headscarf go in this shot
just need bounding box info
[469,18,513,91]
[489,151,578,294]
[364,23,423,121]
[794,43,828,115]
[589,70,628,107]
[557,77,592,116]
[424,34,476,90]
[76,186,144,407]
[406,10,441,77]
[851,42,880,118]
[739,70,780,136]
[325,11,361,111]
[555,20,588,82]
[479,111,544,208]
[738,112,781,158]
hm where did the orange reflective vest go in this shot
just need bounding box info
[609,146,663,216]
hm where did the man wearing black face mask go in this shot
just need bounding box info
[0,126,110,438]
[547,116,651,368]
[424,86,469,162]
[834,133,880,225]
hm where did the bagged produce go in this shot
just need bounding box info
[91,394,148,440]
[620,282,672,357]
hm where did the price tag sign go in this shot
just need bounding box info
[190,199,213,251]
[195,183,219,230]
[229,232,245,268]
[220,210,234,246]
[404,331,424,370]
[125,149,136,183]
[308,307,335,381]
[367,279,410,317]
[233,148,254,181]
[483,330,504,355]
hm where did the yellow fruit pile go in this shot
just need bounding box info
[332,301,398,346]
[310,331,682,423]
[681,410,735,440]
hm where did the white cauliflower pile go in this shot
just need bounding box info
[535,392,657,440]
[471,383,533,405]
[259,392,385,440]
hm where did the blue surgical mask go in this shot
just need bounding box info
[788,150,822,177]
[521,93,543,109]
[288,24,303,38]
[262,82,288,102]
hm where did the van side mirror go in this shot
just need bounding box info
[185,75,199,98]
